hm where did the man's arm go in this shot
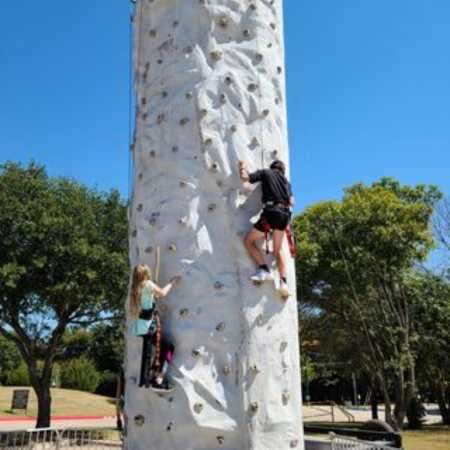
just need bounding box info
[239,160,250,182]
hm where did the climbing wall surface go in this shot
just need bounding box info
[125,1,303,449]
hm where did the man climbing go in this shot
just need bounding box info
[239,159,294,297]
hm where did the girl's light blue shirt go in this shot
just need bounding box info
[132,280,156,336]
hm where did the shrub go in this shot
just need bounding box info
[95,371,118,397]
[60,357,101,393]
[5,362,30,386]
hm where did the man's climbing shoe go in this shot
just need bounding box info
[250,269,273,283]
[278,280,290,299]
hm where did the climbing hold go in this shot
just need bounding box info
[214,281,224,289]
[138,173,143,181]
[247,83,258,92]
[168,243,177,252]
[173,20,179,27]
[223,366,231,375]
[210,162,219,172]
[178,216,188,225]
[270,22,277,30]
[179,308,189,317]
[220,93,226,104]
[149,149,156,157]
[217,436,225,445]
[243,29,251,38]
[272,149,279,157]
[137,204,143,212]
[192,349,201,358]
[157,113,166,124]
[184,45,193,55]
[282,391,290,405]
[161,91,168,98]
[250,402,259,413]
[277,66,283,74]
[141,113,148,121]
[225,75,233,85]
[262,109,270,117]
[256,314,264,326]
[179,180,187,187]
[185,91,193,99]
[208,203,217,211]
[131,230,137,238]
[249,3,257,11]
[157,59,163,64]
[280,341,288,352]
[141,97,147,106]
[230,125,237,133]
[193,403,203,414]
[216,322,225,332]
[250,137,259,148]
[179,117,190,126]
[290,440,299,448]
[255,53,264,63]
[218,17,228,28]
[149,29,157,38]
[210,50,223,61]
[200,109,208,117]
[204,137,213,146]
[134,415,145,426]
[145,246,153,254]
[172,146,178,152]
[216,180,223,188]
[166,422,173,431]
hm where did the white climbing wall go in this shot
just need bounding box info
[125,1,304,449]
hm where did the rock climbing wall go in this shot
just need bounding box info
[125,1,303,449]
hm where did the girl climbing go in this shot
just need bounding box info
[129,264,180,392]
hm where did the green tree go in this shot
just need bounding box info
[412,271,450,424]
[294,178,441,430]
[0,162,128,428]
[0,335,22,384]
[60,357,101,393]
[88,323,124,373]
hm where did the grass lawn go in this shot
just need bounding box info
[402,425,450,450]
[0,387,116,417]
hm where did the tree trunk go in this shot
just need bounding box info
[35,383,52,429]
[436,384,450,425]
[125,1,303,449]
[370,392,379,420]
[394,366,415,430]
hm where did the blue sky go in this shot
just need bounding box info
[1,0,449,213]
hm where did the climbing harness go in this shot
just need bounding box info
[260,202,296,258]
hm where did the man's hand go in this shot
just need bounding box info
[239,160,249,181]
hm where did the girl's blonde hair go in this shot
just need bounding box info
[129,264,152,318]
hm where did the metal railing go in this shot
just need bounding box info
[330,433,398,450]
[0,428,122,450]
[304,401,356,422]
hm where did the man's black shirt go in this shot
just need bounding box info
[248,169,292,205]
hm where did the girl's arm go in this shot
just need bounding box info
[153,276,181,299]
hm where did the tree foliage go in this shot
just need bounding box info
[294,177,441,429]
[60,357,101,393]
[0,335,22,384]
[0,162,128,427]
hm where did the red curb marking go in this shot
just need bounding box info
[0,416,114,422]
